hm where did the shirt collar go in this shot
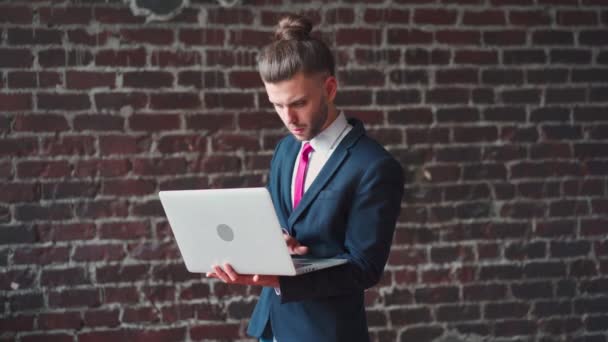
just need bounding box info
[305,112,348,156]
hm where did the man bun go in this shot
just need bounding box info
[274,14,313,41]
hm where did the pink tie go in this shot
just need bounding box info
[293,142,314,208]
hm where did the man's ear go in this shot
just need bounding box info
[324,76,338,103]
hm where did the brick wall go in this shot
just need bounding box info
[1,0,607,341]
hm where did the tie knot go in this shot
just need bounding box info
[301,142,314,162]
[302,142,314,154]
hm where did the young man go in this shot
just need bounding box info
[206,14,404,342]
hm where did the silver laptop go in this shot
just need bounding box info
[158,187,347,276]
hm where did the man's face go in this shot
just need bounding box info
[263,72,336,141]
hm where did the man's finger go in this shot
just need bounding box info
[212,265,230,283]
[224,263,238,281]
[293,245,309,255]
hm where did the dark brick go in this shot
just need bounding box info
[399,326,444,342]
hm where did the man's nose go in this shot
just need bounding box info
[286,107,298,124]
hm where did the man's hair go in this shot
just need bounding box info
[257,14,335,83]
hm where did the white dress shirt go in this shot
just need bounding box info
[291,112,352,206]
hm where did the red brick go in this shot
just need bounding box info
[95,48,146,67]
[414,9,458,25]
[326,8,355,24]
[212,133,260,152]
[83,309,120,328]
[0,6,32,24]
[150,92,201,109]
[405,49,451,65]
[66,71,115,89]
[190,324,241,340]
[102,179,156,197]
[336,28,382,45]
[364,9,409,23]
[0,183,37,203]
[206,49,257,67]
[38,311,82,330]
[73,114,124,131]
[73,244,126,262]
[74,159,131,178]
[17,160,71,178]
[463,10,506,25]
[95,7,145,24]
[129,114,181,131]
[38,93,91,111]
[13,246,70,265]
[96,264,149,284]
[99,135,148,155]
[123,71,173,88]
[15,204,73,222]
[67,29,110,46]
[150,50,202,67]
[7,71,36,88]
[131,157,187,175]
[39,7,92,25]
[99,221,151,240]
[436,30,481,45]
[78,328,186,342]
[455,50,499,64]
[0,48,34,67]
[35,223,96,242]
[179,29,225,46]
[74,199,129,219]
[38,49,93,67]
[103,287,140,304]
[388,29,433,44]
[238,112,283,130]
[204,92,254,109]
[14,114,69,132]
[7,28,63,45]
[557,10,598,26]
[0,93,32,111]
[94,92,147,110]
[39,71,63,87]
[42,135,96,156]
[123,306,160,323]
[188,113,235,132]
[48,289,101,308]
[121,28,174,45]
[41,267,89,287]
[157,134,206,153]
[199,155,241,173]
[0,315,35,332]
[207,8,254,24]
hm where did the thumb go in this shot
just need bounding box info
[293,245,308,255]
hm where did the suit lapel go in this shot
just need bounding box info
[278,138,300,230]
[287,119,365,228]
[287,147,349,228]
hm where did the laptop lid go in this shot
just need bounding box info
[159,187,299,276]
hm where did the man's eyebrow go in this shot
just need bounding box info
[269,96,307,106]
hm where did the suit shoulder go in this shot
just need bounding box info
[351,134,398,163]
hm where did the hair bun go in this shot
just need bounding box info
[274,14,313,41]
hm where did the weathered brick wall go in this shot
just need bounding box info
[1,0,607,341]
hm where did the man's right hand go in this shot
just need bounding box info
[283,231,308,255]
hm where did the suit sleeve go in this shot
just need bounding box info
[278,156,404,303]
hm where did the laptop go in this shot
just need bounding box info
[158,187,347,276]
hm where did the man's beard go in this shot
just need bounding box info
[306,99,329,140]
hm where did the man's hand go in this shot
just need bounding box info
[206,233,307,287]
[283,230,308,255]
[206,263,279,287]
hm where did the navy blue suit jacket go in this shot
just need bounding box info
[247,118,404,342]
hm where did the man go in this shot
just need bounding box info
[206,14,404,341]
